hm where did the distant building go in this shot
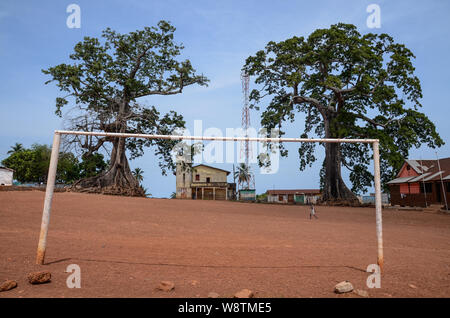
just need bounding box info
[387,158,450,207]
[360,193,390,205]
[176,162,236,200]
[239,189,256,201]
[267,189,321,204]
[0,167,14,186]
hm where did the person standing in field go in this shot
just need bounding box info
[310,204,318,219]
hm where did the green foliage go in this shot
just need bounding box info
[30,144,52,183]
[79,153,107,178]
[234,163,253,189]
[243,23,443,194]
[43,21,208,176]
[256,192,268,202]
[7,143,24,154]
[1,143,107,184]
[57,152,81,184]
[2,149,35,182]
[132,167,144,184]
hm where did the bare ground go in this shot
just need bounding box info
[0,191,449,298]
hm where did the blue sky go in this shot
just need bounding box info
[0,0,449,197]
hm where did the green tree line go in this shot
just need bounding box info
[1,143,107,184]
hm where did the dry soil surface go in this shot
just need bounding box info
[0,191,449,298]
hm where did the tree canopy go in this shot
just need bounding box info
[243,23,443,198]
[43,21,208,196]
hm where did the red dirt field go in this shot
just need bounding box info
[0,191,449,298]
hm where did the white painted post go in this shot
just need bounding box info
[36,132,61,265]
[373,141,384,272]
[435,152,449,210]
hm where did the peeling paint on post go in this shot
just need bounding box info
[373,141,384,272]
[36,132,61,265]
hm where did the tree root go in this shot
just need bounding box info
[70,173,145,197]
[69,184,145,197]
[318,198,362,207]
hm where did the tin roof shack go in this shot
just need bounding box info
[387,158,450,207]
[0,167,14,186]
[267,189,321,204]
[176,163,236,200]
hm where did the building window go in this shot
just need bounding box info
[420,183,433,193]
[406,166,410,171]
[447,182,450,193]
[206,177,211,183]
[195,174,200,181]
[278,195,283,201]
[183,173,185,183]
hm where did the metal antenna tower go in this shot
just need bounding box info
[240,71,255,190]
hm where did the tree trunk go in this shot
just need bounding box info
[71,137,145,196]
[321,111,359,205]
[71,102,145,197]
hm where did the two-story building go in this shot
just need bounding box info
[176,162,236,200]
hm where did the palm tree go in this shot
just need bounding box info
[7,143,24,154]
[132,168,144,185]
[234,163,252,190]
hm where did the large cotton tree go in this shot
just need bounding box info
[243,23,443,203]
[44,21,208,196]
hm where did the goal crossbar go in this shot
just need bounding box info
[55,130,379,143]
[36,130,384,272]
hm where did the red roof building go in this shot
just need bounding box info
[387,158,450,207]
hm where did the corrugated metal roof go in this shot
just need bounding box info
[387,176,414,184]
[423,171,443,182]
[404,160,436,174]
[192,164,230,175]
[390,158,450,184]
[267,189,321,195]
[405,160,422,174]
[407,173,432,183]
[0,166,14,172]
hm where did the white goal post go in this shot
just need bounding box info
[36,130,384,272]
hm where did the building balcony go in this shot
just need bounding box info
[191,181,229,188]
